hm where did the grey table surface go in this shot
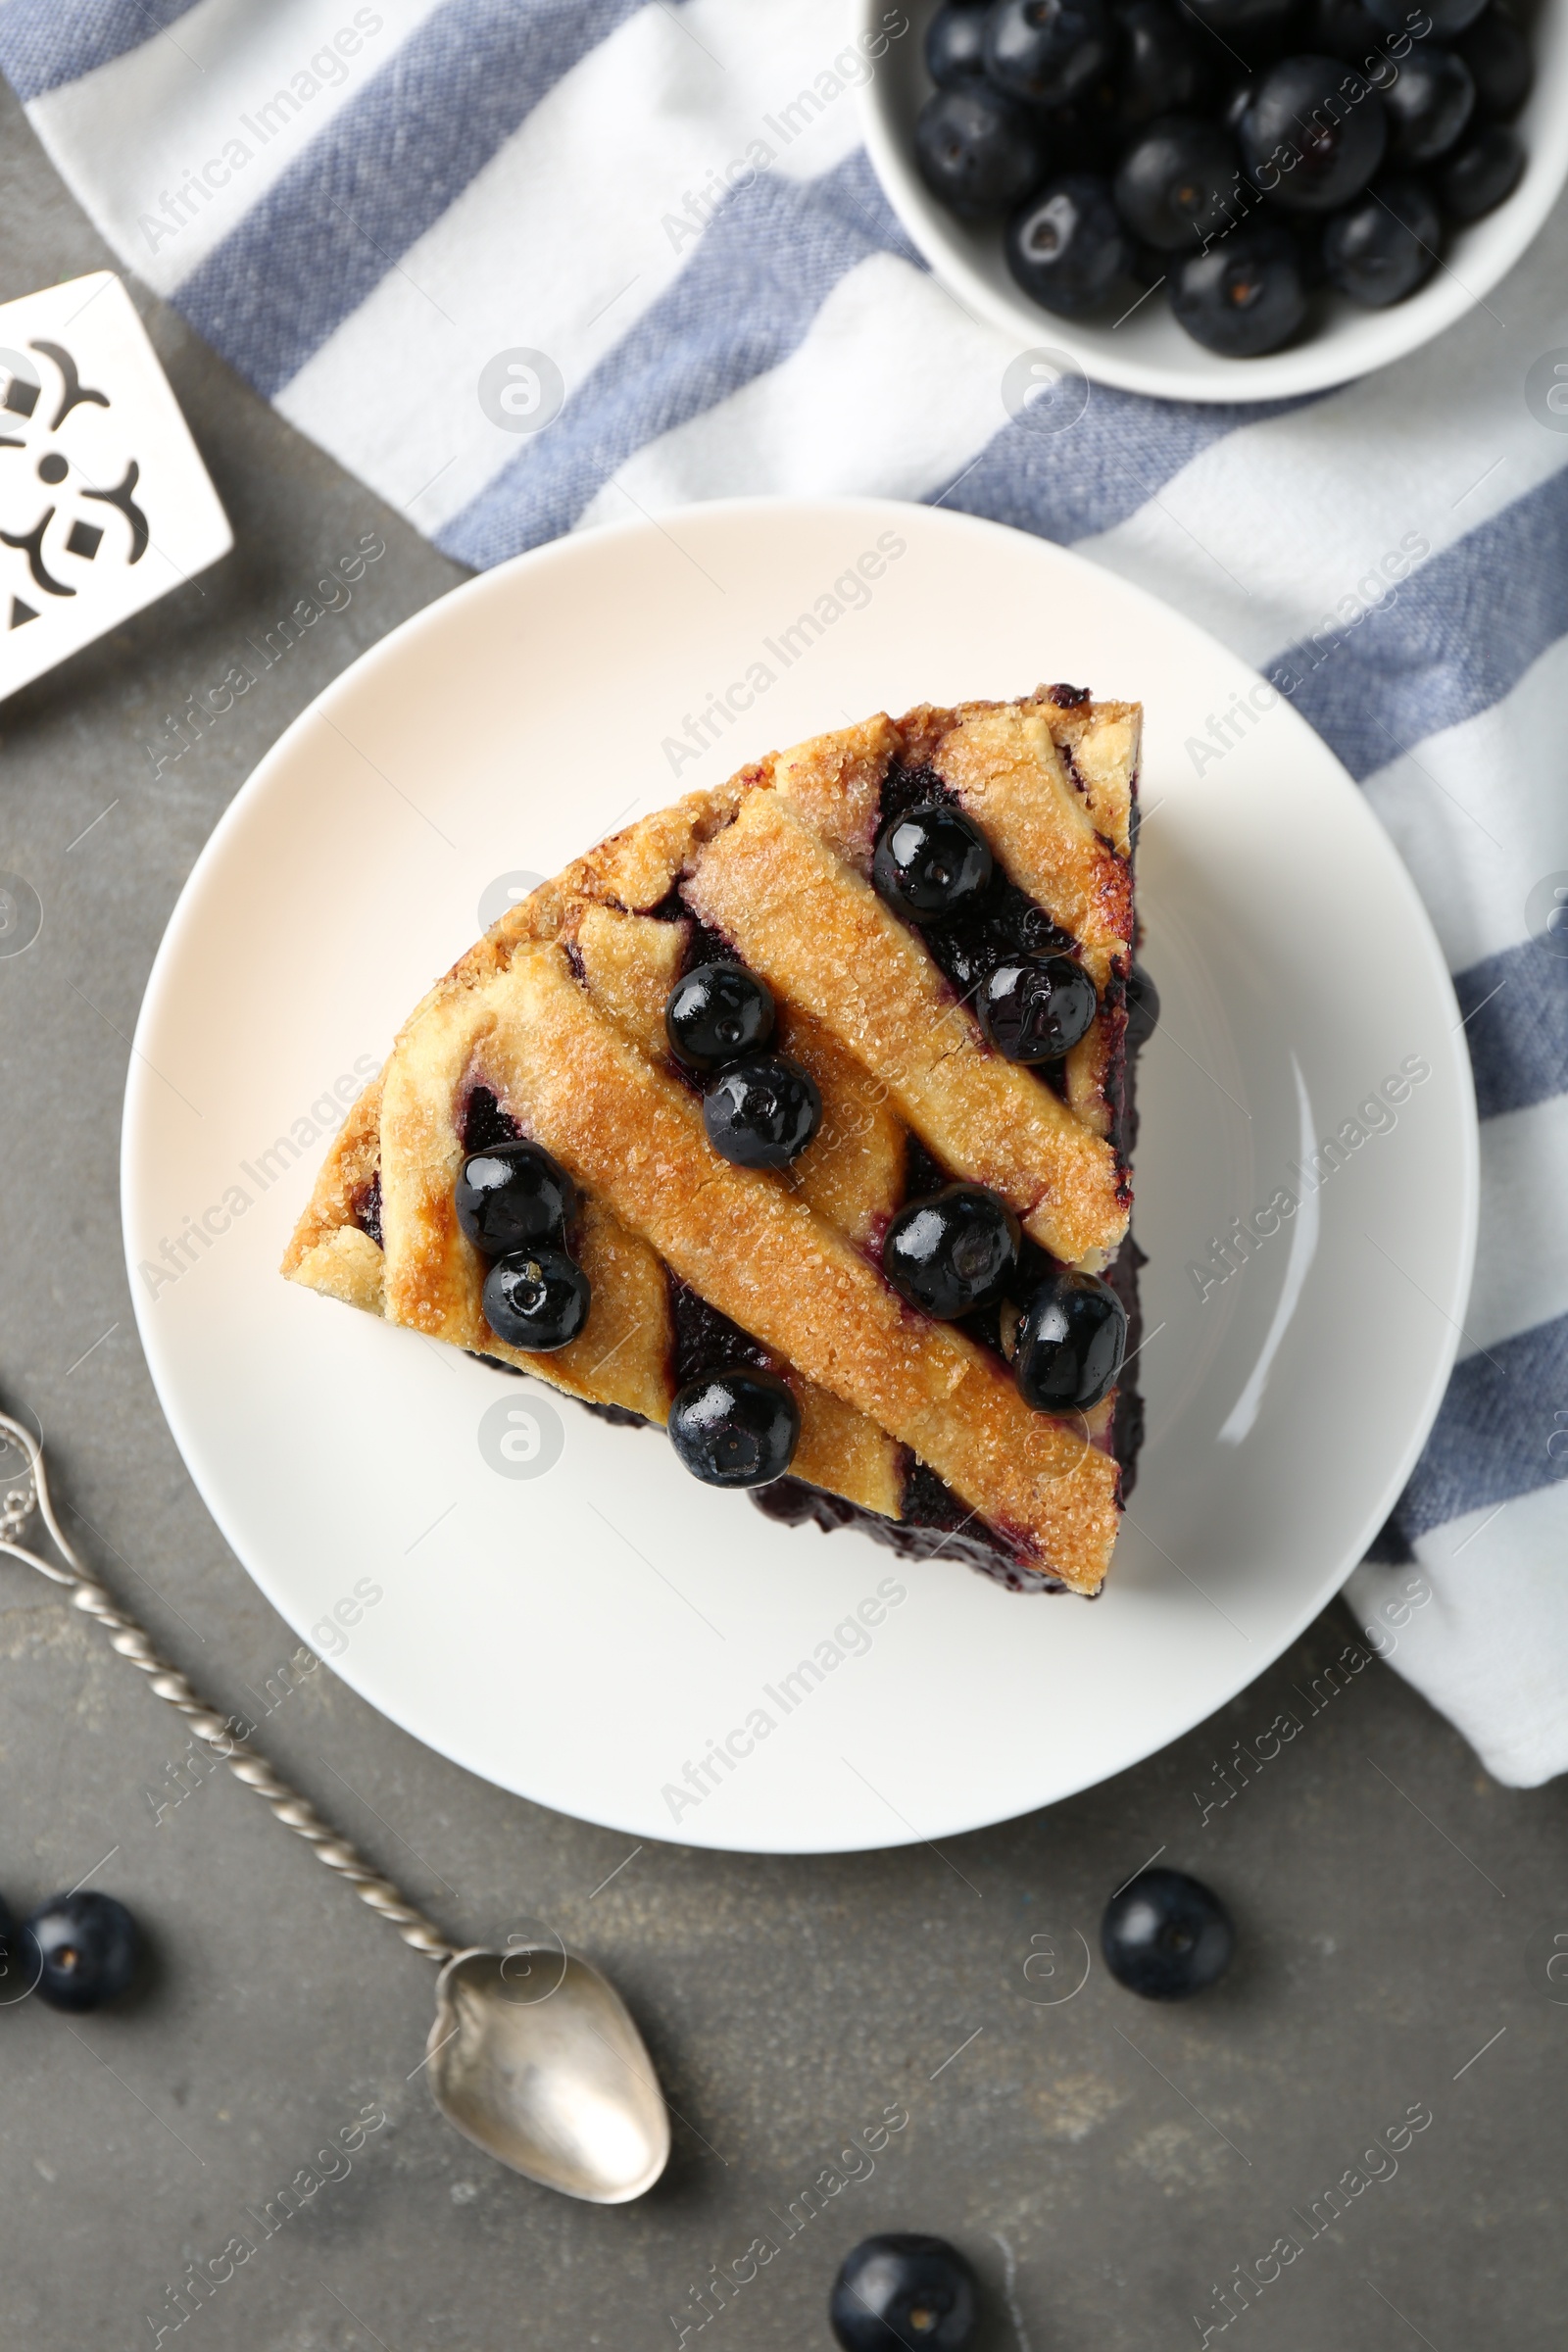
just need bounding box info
[1,76,1563,2352]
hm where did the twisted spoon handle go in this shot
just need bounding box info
[0,1410,455,1964]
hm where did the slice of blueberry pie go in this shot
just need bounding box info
[283,688,1152,1595]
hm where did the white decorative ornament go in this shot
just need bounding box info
[0,270,230,703]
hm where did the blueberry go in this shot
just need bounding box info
[1014,1267,1127,1410]
[665,961,775,1073]
[1239,55,1388,211]
[703,1056,822,1168]
[829,2233,979,2352]
[1456,7,1532,119]
[1115,0,1208,130]
[985,0,1117,108]
[914,84,1046,219]
[1123,961,1161,1052]
[1438,119,1523,216]
[1102,1867,1235,1999]
[1364,0,1484,34]
[1322,172,1440,301]
[483,1247,590,1350]
[1179,0,1299,57]
[456,1140,576,1258]
[1308,0,1390,59]
[1381,43,1474,161]
[980,955,1098,1061]
[1006,173,1132,314]
[1169,218,1308,354]
[873,804,993,922]
[925,1,989,87]
[1220,76,1255,133]
[1035,88,1122,171]
[668,1368,800,1489]
[1114,115,1238,250]
[883,1185,1021,1319]
[22,1891,140,2012]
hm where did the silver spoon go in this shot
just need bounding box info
[0,1407,670,2206]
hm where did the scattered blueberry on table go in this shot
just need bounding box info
[1102,1865,1235,1997]
[912,0,1535,354]
[21,1891,141,2012]
[830,2232,979,2350]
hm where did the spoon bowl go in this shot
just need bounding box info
[425,1944,670,2203]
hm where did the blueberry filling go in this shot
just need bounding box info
[669,1277,774,1384]
[463,1085,522,1153]
[356,1171,383,1249]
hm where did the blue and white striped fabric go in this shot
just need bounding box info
[8,0,1565,1782]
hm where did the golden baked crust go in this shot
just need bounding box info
[283,688,1140,1594]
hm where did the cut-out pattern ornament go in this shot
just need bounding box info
[0,273,230,702]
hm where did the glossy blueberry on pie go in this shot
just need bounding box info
[703,1055,822,1168]
[884,1186,1021,1320]
[668,1367,801,1488]
[829,2233,979,2352]
[1123,962,1161,1054]
[873,803,994,923]
[1014,1266,1127,1411]
[456,1140,577,1257]
[665,961,775,1072]
[1364,0,1484,34]
[22,1891,141,2012]
[1102,1867,1235,1999]
[483,1248,591,1350]
[980,955,1098,1061]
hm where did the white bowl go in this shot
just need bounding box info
[857,0,1568,400]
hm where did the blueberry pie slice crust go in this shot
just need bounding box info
[283,688,1147,1597]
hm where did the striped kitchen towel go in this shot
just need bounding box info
[4,0,1565,1783]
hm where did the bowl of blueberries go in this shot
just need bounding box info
[858,0,1568,395]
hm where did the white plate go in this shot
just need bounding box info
[857,0,1568,402]
[122,499,1476,1854]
